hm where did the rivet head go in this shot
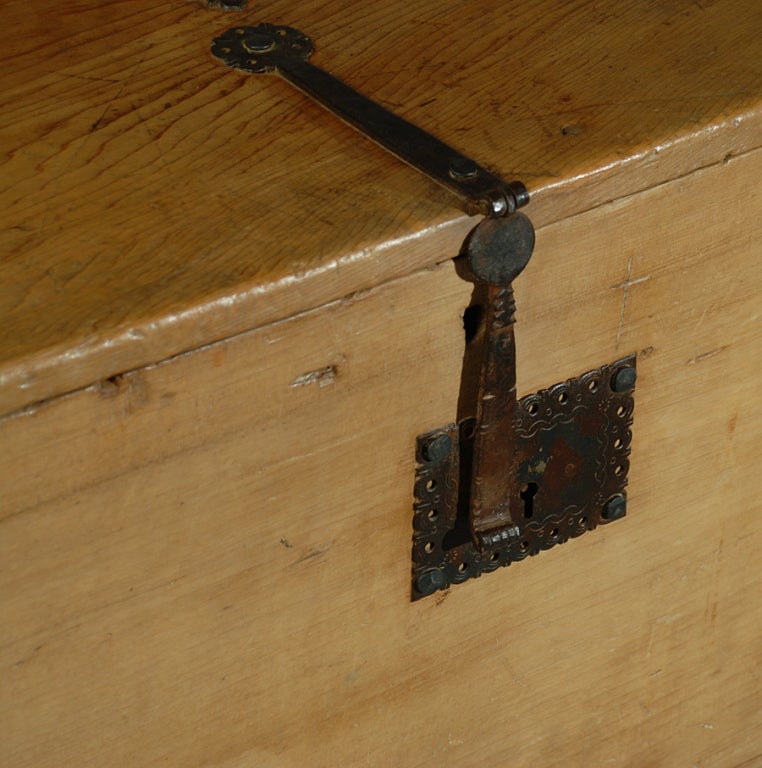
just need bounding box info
[415,568,447,595]
[611,366,637,393]
[422,433,452,463]
[449,157,478,180]
[243,32,275,52]
[603,495,627,521]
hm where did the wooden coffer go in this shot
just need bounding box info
[2,2,760,766]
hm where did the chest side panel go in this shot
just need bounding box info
[1,149,760,767]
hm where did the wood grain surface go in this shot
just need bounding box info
[1,0,761,414]
[2,146,760,767]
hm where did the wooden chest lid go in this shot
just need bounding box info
[2,0,761,415]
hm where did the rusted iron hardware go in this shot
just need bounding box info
[412,215,635,600]
[413,356,636,599]
[211,24,528,217]
[211,24,637,600]
[203,0,247,10]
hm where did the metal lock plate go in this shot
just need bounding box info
[412,356,635,599]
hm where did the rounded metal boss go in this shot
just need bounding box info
[463,212,535,286]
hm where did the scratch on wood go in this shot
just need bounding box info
[646,623,656,659]
[344,668,360,685]
[611,257,651,349]
[687,345,730,365]
[290,542,334,568]
[59,73,122,84]
[730,753,762,768]
[615,266,629,350]
[290,365,337,389]
[90,80,128,132]
[705,532,724,628]
[12,643,44,668]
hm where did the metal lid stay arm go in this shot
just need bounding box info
[211,24,529,218]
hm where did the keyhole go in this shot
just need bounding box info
[462,303,483,343]
[520,482,538,519]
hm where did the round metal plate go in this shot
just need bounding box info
[211,24,313,73]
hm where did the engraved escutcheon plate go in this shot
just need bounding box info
[412,355,636,600]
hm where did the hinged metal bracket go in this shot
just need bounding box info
[210,23,637,602]
[410,213,636,599]
[211,24,529,217]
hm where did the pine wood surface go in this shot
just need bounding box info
[2,146,760,767]
[1,0,762,414]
